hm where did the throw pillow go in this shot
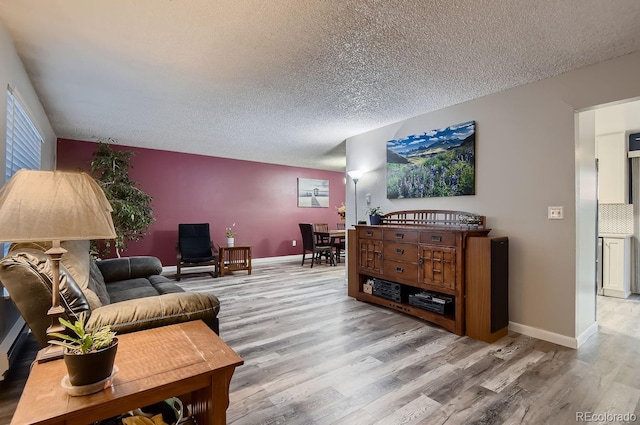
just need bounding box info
[89,260,111,306]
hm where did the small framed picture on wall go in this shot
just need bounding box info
[297,178,329,207]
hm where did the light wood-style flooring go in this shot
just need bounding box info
[2,257,640,424]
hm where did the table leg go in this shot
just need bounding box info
[191,367,236,425]
[219,248,226,277]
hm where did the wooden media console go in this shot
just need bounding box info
[348,210,508,341]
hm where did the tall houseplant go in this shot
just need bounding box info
[91,139,154,257]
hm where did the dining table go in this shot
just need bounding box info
[314,229,346,263]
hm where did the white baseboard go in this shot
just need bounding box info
[509,321,581,349]
[162,254,304,275]
[576,321,599,348]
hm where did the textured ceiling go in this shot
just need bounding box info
[1,1,639,171]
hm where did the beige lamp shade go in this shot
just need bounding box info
[0,169,116,242]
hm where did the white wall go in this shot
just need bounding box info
[0,20,56,172]
[595,99,640,136]
[346,52,640,348]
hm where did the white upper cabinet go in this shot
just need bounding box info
[596,132,627,204]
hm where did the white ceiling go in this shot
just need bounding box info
[1,1,639,171]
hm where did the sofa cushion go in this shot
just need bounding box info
[149,275,186,295]
[89,260,111,306]
[106,278,159,303]
[86,292,220,335]
[97,257,163,283]
[8,240,103,309]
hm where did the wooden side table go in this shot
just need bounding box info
[218,244,252,277]
[11,321,243,425]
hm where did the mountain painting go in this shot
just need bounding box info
[386,120,476,199]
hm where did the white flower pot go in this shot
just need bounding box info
[227,237,234,246]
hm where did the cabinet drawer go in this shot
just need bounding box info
[419,232,456,246]
[383,260,418,282]
[358,227,382,240]
[383,243,418,262]
[384,229,418,243]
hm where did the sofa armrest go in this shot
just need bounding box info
[96,256,163,283]
[86,292,220,335]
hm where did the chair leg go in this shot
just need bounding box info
[176,263,181,281]
[301,252,306,266]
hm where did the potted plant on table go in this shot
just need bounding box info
[226,223,237,246]
[336,202,346,222]
[367,207,384,225]
[49,312,118,388]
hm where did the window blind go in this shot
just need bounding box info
[4,89,43,256]
[5,89,42,182]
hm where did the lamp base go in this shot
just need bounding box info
[36,344,64,363]
[39,304,66,363]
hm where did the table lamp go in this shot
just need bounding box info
[0,170,116,361]
[347,170,364,224]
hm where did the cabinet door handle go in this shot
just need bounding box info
[366,231,373,237]
[395,248,404,254]
[419,257,424,265]
[378,252,383,259]
[395,233,404,239]
[431,236,442,242]
[395,267,404,273]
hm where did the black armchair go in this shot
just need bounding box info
[176,223,218,280]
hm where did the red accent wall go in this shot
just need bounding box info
[56,139,346,265]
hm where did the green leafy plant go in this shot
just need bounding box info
[367,206,383,216]
[48,312,116,354]
[91,139,155,257]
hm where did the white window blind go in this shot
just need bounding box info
[5,88,42,182]
[4,89,42,256]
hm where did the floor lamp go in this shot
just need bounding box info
[0,170,116,362]
[347,170,364,224]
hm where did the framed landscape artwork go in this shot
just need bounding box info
[386,120,476,199]
[297,178,329,207]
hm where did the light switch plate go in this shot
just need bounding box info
[548,206,564,219]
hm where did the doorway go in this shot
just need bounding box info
[586,99,640,316]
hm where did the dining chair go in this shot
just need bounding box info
[312,223,330,245]
[299,223,334,267]
[333,225,346,262]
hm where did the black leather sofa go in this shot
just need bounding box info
[0,241,219,347]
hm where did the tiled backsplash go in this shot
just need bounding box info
[599,203,634,234]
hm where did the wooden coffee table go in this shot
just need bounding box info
[11,320,243,425]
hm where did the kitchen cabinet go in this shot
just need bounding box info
[596,133,627,204]
[602,235,631,298]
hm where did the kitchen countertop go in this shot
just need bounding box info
[599,233,633,238]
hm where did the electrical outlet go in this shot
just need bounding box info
[548,206,564,219]
[292,240,296,246]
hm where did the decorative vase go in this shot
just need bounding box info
[369,214,382,225]
[227,237,234,246]
[64,339,118,387]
